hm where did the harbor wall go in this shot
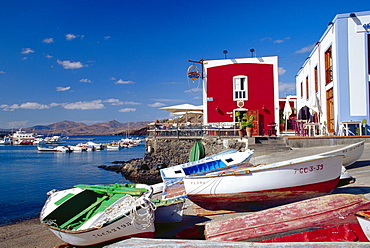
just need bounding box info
[144,137,247,167]
[286,136,370,148]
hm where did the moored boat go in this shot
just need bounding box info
[184,154,343,212]
[40,183,156,247]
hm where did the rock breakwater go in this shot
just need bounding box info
[99,137,247,184]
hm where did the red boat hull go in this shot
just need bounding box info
[205,194,370,241]
[189,177,340,212]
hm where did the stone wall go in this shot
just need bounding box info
[145,136,247,168]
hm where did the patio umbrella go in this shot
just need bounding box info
[283,98,292,132]
[161,104,203,123]
[307,93,322,116]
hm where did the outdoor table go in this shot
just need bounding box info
[340,121,362,136]
[304,123,319,136]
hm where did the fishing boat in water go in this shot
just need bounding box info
[183,154,343,212]
[40,183,156,247]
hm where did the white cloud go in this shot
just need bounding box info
[148,102,166,107]
[295,43,315,54]
[185,88,202,93]
[109,77,116,80]
[119,108,136,112]
[278,67,286,75]
[151,98,184,102]
[7,121,29,128]
[45,54,53,59]
[1,102,50,111]
[123,101,141,105]
[115,79,135,84]
[62,100,105,110]
[56,86,71,91]
[104,98,123,105]
[274,37,291,44]
[65,33,77,40]
[19,102,50,109]
[104,36,111,40]
[57,60,85,69]
[0,71,5,74]
[21,48,34,54]
[79,78,92,83]
[279,82,296,94]
[43,38,54,43]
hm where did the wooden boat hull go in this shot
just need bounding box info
[47,211,154,246]
[356,210,370,241]
[160,149,254,181]
[40,184,155,247]
[184,155,343,211]
[205,194,370,241]
[319,141,364,167]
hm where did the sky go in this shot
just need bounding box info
[0,1,369,129]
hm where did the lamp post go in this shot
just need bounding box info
[250,48,255,57]
[223,50,228,59]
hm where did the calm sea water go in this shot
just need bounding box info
[0,135,146,225]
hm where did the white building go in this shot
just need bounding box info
[295,11,370,135]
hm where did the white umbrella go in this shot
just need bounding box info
[283,98,292,133]
[161,104,203,113]
[161,104,203,123]
[307,93,322,116]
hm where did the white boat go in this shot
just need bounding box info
[55,146,72,153]
[40,183,156,247]
[44,135,65,144]
[183,154,343,211]
[318,141,364,167]
[77,141,103,150]
[37,145,58,152]
[356,210,370,241]
[11,128,38,145]
[0,137,12,145]
[160,149,254,181]
[68,145,87,152]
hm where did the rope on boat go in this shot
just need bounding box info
[92,195,156,230]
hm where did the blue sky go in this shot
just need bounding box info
[0,1,368,129]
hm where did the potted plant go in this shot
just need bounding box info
[245,114,255,137]
[235,111,245,137]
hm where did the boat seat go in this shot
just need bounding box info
[60,195,108,229]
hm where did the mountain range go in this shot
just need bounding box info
[12,120,152,136]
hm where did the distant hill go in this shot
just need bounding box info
[20,120,152,136]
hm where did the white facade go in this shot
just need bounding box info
[296,11,370,134]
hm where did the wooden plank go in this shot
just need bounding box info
[205,194,370,241]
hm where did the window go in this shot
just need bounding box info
[314,66,319,93]
[300,82,303,98]
[306,76,309,99]
[233,76,248,101]
[325,46,333,84]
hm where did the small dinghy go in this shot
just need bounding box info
[40,183,156,247]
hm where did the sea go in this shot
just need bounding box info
[0,135,146,226]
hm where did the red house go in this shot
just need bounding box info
[202,56,279,135]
